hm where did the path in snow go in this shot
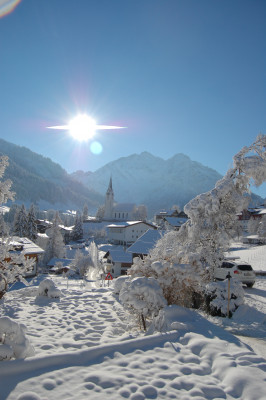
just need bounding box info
[0,277,133,358]
[0,275,266,399]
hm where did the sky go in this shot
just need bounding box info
[0,0,266,195]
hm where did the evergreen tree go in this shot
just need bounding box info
[0,214,9,237]
[27,204,38,242]
[258,215,266,238]
[13,204,28,237]
[72,213,83,241]
[83,203,89,222]
[44,211,66,263]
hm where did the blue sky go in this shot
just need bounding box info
[0,0,265,196]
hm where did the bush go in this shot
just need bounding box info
[113,276,129,295]
[119,276,167,330]
[130,258,204,308]
[37,278,61,298]
[0,316,35,361]
[204,279,244,317]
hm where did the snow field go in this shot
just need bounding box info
[227,243,266,272]
[0,276,266,399]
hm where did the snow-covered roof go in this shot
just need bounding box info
[164,217,188,227]
[9,237,44,254]
[47,258,73,267]
[256,209,266,215]
[127,229,166,255]
[0,206,10,214]
[107,221,155,229]
[106,249,133,263]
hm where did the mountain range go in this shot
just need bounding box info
[0,138,103,212]
[71,152,223,215]
[0,138,263,216]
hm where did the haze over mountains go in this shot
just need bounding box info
[0,138,263,216]
[72,152,223,215]
[0,138,103,211]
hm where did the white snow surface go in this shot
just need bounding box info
[226,243,266,272]
[0,275,265,400]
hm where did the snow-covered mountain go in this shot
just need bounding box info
[71,152,223,215]
[0,138,103,212]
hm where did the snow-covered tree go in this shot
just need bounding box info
[119,276,167,330]
[0,157,34,298]
[258,215,266,238]
[71,249,94,277]
[0,214,9,237]
[134,205,148,221]
[130,134,266,309]
[88,241,98,267]
[27,204,38,242]
[82,203,89,221]
[71,213,83,241]
[44,212,66,264]
[0,156,14,205]
[96,205,105,220]
[13,204,28,237]
[247,217,260,235]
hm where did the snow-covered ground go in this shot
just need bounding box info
[0,272,266,400]
[226,243,266,273]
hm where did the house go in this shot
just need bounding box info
[107,221,157,246]
[4,236,44,277]
[154,209,188,228]
[238,206,266,232]
[127,229,166,258]
[163,217,188,231]
[103,247,133,277]
[47,258,73,274]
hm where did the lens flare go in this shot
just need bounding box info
[68,114,97,141]
[47,114,126,142]
[90,141,103,155]
[0,0,21,18]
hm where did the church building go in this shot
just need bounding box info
[103,177,147,222]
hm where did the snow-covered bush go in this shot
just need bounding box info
[119,276,167,330]
[71,249,94,277]
[151,305,195,333]
[37,278,61,298]
[130,258,204,308]
[113,276,129,294]
[0,316,35,361]
[204,279,244,318]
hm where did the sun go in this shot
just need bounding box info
[68,114,97,141]
[46,115,126,142]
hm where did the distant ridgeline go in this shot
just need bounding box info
[71,152,265,216]
[0,138,103,212]
[0,138,263,215]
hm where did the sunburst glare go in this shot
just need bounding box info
[47,114,126,142]
[68,114,97,141]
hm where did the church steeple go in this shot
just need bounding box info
[104,177,114,220]
[107,176,113,194]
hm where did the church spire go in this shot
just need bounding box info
[107,176,113,194]
[104,176,114,220]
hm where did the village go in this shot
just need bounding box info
[0,175,265,286]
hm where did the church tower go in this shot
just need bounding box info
[104,177,114,220]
